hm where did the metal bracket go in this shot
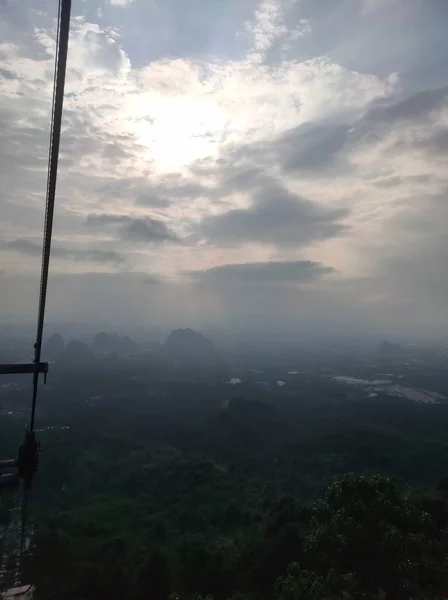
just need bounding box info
[0,364,49,377]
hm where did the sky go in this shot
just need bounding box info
[1,0,448,338]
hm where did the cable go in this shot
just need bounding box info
[18,0,72,578]
[31,0,72,432]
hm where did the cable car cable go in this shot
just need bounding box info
[17,0,72,574]
[31,0,72,432]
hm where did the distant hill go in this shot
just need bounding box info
[61,340,93,363]
[163,328,215,358]
[91,332,113,355]
[91,332,138,356]
[119,335,139,355]
[42,333,65,360]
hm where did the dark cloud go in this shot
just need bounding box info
[141,274,162,285]
[221,167,265,191]
[206,85,448,183]
[134,193,172,208]
[188,260,335,285]
[364,85,448,126]
[276,121,350,174]
[189,157,272,195]
[0,67,15,79]
[124,218,178,243]
[270,86,448,175]
[86,214,178,243]
[5,239,125,264]
[199,182,349,248]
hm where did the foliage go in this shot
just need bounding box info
[276,475,447,600]
[2,366,448,600]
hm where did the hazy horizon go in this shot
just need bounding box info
[1,0,448,338]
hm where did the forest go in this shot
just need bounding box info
[2,364,448,600]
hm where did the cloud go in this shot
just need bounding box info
[5,239,45,257]
[417,128,448,155]
[199,182,349,248]
[108,0,135,5]
[0,67,15,79]
[1,0,448,336]
[86,214,179,243]
[218,85,448,179]
[243,0,311,63]
[188,260,335,285]
[362,85,448,127]
[124,218,178,243]
[361,0,392,15]
[276,121,350,174]
[227,119,353,176]
[135,177,214,206]
[90,174,216,212]
[5,239,124,265]
[141,274,162,285]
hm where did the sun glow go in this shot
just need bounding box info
[134,95,226,172]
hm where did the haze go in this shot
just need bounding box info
[1,0,448,339]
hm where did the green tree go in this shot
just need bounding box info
[257,524,303,591]
[278,475,446,600]
[275,562,329,600]
[137,550,171,600]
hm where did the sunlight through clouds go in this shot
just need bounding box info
[1,0,448,333]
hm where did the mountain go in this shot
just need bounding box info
[91,332,114,355]
[42,333,65,360]
[119,335,138,355]
[61,340,93,363]
[91,332,138,356]
[163,328,215,358]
